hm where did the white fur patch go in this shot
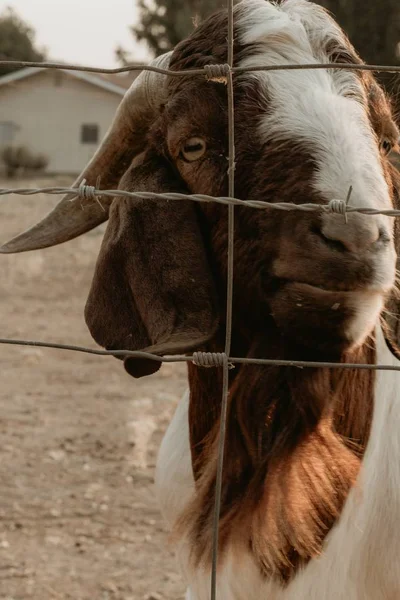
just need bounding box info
[235,0,394,257]
[235,0,395,295]
[345,292,384,347]
[154,389,194,527]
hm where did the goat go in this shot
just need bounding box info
[2,0,400,597]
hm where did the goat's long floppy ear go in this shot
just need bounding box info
[0,53,172,253]
[84,152,219,378]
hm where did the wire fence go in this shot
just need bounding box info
[3,183,400,216]
[2,58,400,75]
[1,2,400,598]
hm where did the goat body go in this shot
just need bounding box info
[153,1,400,596]
[156,327,400,599]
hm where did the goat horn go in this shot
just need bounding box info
[0,52,172,254]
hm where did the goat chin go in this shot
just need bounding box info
[345,291,385,349]
[269,283,385,358]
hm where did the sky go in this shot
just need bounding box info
[0,0,149,67]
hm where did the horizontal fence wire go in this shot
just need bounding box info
[1,337,400,371]
[2,185,400,217]
[1,59,400,75]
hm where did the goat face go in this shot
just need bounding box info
[144,0,399,359]
[2,0,399,370]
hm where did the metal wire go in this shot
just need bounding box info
[2,337,400,371]
[1,59,400,76]
[210,3,236,597]
[2,186,400,218]
[192,352,227,367]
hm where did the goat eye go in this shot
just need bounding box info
[181,137,206,162]
[381,138,393,156]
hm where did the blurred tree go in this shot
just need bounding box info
[0,7,46,77]
[317,0,400,66]
[119,0,400,106]
[119,0,399,66]
[116,0,225,60]
[316,0,400,98]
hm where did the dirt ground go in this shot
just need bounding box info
[0,176,187,600]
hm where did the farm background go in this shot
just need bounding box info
[0,174,186,600]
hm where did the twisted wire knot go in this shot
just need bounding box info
[78,179,97,201]
[192,351,234,369]
[328,198,348,223]
[327,186,352,223]
[204,64,230,83]
[328,199,346,215]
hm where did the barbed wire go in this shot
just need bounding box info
[1,337,400,372]
[2,185,400,218]
[1,59,400,76]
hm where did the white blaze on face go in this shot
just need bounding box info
[236,0,393,210]
[235,0,396,344]
[236,0,391,212]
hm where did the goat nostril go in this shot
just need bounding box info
[311,225,348,253]
[318,213,386,253]
[378,227,390,245]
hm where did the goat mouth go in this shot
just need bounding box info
[269,281,384,356]
[283,280,388,296]
[291,282,355,294]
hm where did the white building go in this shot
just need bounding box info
[0,67,139,174]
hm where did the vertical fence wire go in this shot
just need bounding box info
[210,1,236,598]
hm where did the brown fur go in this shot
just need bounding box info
[178,331,375,583]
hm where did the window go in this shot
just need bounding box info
[81,124,99,144]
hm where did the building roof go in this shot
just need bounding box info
[96,71,140,90]
[0,66,141,96]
